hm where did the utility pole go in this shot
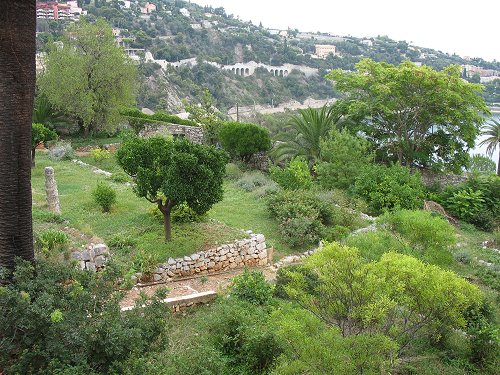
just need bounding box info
[236,103,239,122]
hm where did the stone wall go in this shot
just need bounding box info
[135,234,269,283]
[139,122,204,144]
[419,169,467,187]
[71,243,110,271]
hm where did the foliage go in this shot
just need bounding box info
[230,269,274,305]
[477,119,500,175]
[467,154,496,175]
[344,230,411,261]
[183,88,224,145]
[90,148,111,163]
[316,128,372,190]
[32,93,68,130]
[171,202,205,223]
[353,163,424,215]
[109,171,130,183]
[269,157,312,190]
[267,190,327,248]
[327,59,488,172]
[48,141,74,160]
[39,19,137,135]
[270,305,398,375]
[272,105,344,166]
[446,188,486,223]
[116,136,227,240]
[379,210,456,252]
[32,122,57,166]
[283,243,483,355]
[234,171,271,192]
[121,107,198,134]
[225,162,244,180]
[92,182,117,212]
[219,121,271,162]
[0,259,170,374]
[35,229,69,254]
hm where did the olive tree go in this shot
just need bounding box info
[116,136,227,241]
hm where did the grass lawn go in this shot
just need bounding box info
[209,182,295,258]
[32,152,245,273]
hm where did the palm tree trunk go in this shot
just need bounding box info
[0,1,36,273]
[497,146,499,176]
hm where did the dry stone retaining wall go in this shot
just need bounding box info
[139,122,204,144]
[71,243,110,271]
[136,234,269,283]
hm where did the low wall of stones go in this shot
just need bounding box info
[138,234,269,283]
[139,122,204,144]
[71,243,110,271]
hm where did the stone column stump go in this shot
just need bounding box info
[44,166,61,214]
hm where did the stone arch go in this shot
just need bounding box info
[231,67,235,73]
[245,68,250,75]
[284,70,288,76]
[279,69,283,77]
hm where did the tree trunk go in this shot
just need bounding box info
[0,1,36,272]
[163,209,172,242]
[497,147,499,177]
[44,167,61,214]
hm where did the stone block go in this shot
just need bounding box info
[255,234,265,243]
[93,244,108,256]
[71,251,82,260]
[208,261,215,269]
[81,250,91,261]
[256,242,266,251]
[153,274,162,282]
[86,262,96,271]
[168,258,176,265]
[95,255,106,268]
[258,249,268,259]
[220,255,227,261]
[235,256,242,263]
[247,247,255,255]
[191,253,200,261]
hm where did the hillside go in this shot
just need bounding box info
[36,0,500,113]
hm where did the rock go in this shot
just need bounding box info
[93,244,108,256]
[95,255,106,268]
[86,262,96,271]
[153,274,162,282]
[256,242,266,251]
[258,249,268,259]
[184,256,192,262]
[81,250,91,261]
[168,258,176,265]
[71,251,82,260]
[255,234,265,243]
[191,253,200,261]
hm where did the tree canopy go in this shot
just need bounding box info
[327,59,489,173]
[39,18,137,135]
[116,136,227,241]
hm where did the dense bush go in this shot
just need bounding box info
[267,190,328,247]
[225,162,244,180]
[234,171,272,192]
[171,202,205,223]
[344,230,411,261]
[353,163,424,215]
[379,210,456,252]
[269,157,312,190]
[230,269,274,305]
[0,259,170,374]
[437,174,499,231]
[316,129,372,190]
[219,121,271,162]
[92,182,117,212]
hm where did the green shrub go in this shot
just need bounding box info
[445,188,485,223]
[344,230,411,261]
[90,148,111,163]
[270,157,312,190]
[274,264,319,299]
[353,164,424,215]
[107,234,137,251]
[219,121,271,162]
[316,128,372,190]
[0,259,170,374]
[235,171,270,192]
[379,210,456,251]
[231,269,274,306]
[110,171,130,183]
[455,251,472,264]
[92,182,117,212]
[171,202,205,223]
[267,190,337,248]
[225,162,244,180]
[36,229,69,253]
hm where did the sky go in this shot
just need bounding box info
[192,0,500,62]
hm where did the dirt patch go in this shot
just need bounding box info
[120,266,277,309]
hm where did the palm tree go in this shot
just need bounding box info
[273,105,344,166]
[478,119,500,176]
[32,94,68,130]
[0,1,36,273]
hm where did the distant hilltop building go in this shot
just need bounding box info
[315,44,337,59]
[36,1,86,21]
[140,2,156,14]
